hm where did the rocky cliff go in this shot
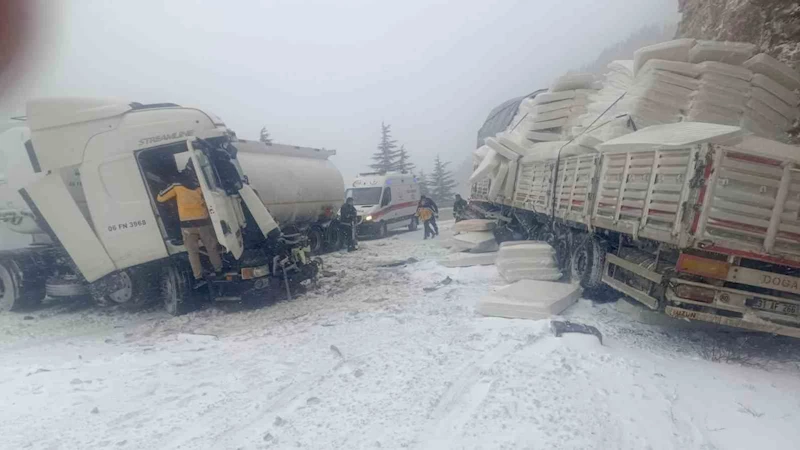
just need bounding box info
[677,0,800,69]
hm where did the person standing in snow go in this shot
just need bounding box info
[421,195,439,236]
[453,194,468,222]
[340,197,358,251]
[417,195,439,239]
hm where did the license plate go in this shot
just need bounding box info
[747,298,800,316]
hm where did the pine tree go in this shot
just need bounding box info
[394,144,415,173]
[417,170,430,197]
[430,154,457,205]
[370,122,398,172]
[259,126,272,145]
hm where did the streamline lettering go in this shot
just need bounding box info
[139,130,194,146]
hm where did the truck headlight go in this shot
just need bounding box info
[365,215,373,221]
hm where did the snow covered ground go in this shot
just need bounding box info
[2,220,800,450]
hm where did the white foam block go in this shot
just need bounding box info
[453,219,496,233]
[751,73,800,107]
[453,231,499,253]
[476,280,581,320]
[696,61,753,81]
[486,137,521,161]
[527,131,562,142]
[634,39,696,74]
[550,73,596,92]
[688,40,756,65]
[638,59,701,78]
[743,53,800,91]
[439,252,497,268]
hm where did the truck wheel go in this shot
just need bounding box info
[89,267,159,308]
[377,222,388,239]
[307,227,324,255]
[161,262,198,316]
[0,257,46,312]
[408,217,418,231]
[571,237,607,291]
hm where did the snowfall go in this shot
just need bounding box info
[2,220,800,450]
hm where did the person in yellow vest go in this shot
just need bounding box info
[416,197,436,240]
[157,167,223,285]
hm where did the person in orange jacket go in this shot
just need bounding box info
[157,166,223,285]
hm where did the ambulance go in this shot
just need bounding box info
[345,172,421,238]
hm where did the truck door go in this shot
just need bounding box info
[186,139,245,259]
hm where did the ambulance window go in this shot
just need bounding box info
[381,187,392,206]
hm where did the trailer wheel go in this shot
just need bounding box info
[307,227,324,255]
[89,266,159,308]
[571,237,607,291]
[408,217,418,231]
[161,262,198,316]
[0,257,46,312]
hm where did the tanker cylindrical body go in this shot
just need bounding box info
[234,141,344,226]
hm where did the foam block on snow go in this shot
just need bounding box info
[439,252,497,268]
[476,280,581,320]
[743,53,800,91]
[453,219,496,233]
[453,231,499,253]
[688,40,756,65]
[634,39,696,74]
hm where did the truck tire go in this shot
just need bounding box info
[571,237,607,291]
[45,277,89,297]
[89,266,159,308]
[307,226,324,255]
[408,217,418,231]
[377,222,388,239]
[0,257,46,312]
[161,262,198,316]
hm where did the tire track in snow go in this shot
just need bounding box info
[413,332,555,450]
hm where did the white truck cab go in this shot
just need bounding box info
[0,97,319,315]
[345,172,420,238]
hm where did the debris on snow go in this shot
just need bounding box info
[476,280,581,320]
[423,276,453,292]
[550,320,604,344]
[379,257,419,267]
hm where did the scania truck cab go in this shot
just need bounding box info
[0,97,318,315]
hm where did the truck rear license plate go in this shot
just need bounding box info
[747,298,800,316]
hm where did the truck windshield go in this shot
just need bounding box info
[345,187,382,206]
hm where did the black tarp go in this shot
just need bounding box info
[476,89,546,148]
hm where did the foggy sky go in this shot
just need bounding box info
[4,0,677,179]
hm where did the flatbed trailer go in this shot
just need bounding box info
[473,122,800,338]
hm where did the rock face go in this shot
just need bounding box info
[677,1,800,70]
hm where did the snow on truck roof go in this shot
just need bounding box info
[597,122,746,153]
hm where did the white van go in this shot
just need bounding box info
[345,172,420,238]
